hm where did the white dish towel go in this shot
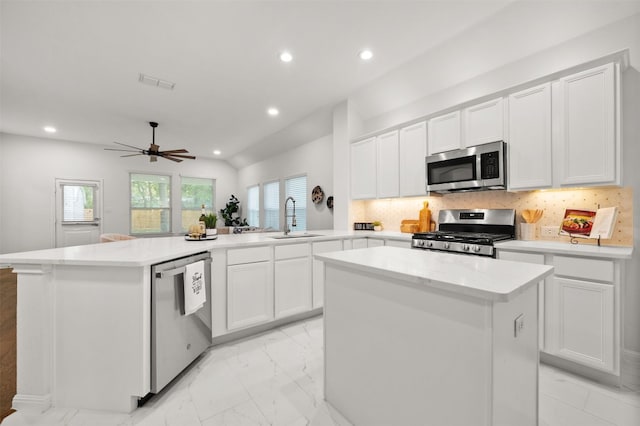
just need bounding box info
[184,260,206,315]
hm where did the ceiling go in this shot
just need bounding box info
[2,1,639,168]
[1,0,518,167]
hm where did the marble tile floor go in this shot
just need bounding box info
[2,315,639,426]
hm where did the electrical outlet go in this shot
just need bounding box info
[514,314,525,338]
[541,226,559,237]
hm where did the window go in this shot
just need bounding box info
[130,173,171,234]
[263,181,280,230]
[61,183,97,222]
[247,185,260,227]
[181,176,215,232]
[285,175,307,232]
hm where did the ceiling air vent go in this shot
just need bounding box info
[138,73,175,90]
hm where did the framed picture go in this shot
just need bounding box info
[560,209,595,237]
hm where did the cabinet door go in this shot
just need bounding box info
[508,83,552,190]
[312,240,343,308]
[376,130,400,198]
[399,121,427,197]
[463,97,504,147]
[428,111,461,154]
[556,63,616,186]
[227,262,273,331]
[367,239,385,248]
[497,250,546,350]
[350,137,377,199]
[384,239,409,248]
[351,239,368,250]
[275,257,312,319]
[547,277,615,372]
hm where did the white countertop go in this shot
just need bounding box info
[315,246,554,302]
[0,230,411,267]
[496,240,633,259]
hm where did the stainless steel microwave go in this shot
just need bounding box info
[425,141,506,194]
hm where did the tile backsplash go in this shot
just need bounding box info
[352,186,633,247]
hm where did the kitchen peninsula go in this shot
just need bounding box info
[316,246,554,426]
[0,231,408,413]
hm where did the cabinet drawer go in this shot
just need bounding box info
[275,243,310,260]
[313,240,343,254]
[227,246,271,265]
[553,256,614,282]
[498,251,544,264]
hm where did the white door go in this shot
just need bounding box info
[376,130,400,198]
[427,110,461,154]
[399,121,427,197]
[55,179,103,247]
[350,137,377,199]
[462,97,504,147]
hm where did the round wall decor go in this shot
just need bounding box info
[326,196,334,209]
[311,185,324,204]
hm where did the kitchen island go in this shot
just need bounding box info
[316,246,554,426]
[0,231,408,413]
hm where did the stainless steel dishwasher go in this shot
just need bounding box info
[151,251,212,393]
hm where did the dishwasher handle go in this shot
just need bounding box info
[155,258,212,279]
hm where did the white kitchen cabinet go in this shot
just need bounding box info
[366,238,385,248]
[399,121,427,197]
[555,63,618,187]
[274,243,311,318]
[312,239,343,308]
[497,250,547,350]
[545,255,618,374]
[227,247,273,331]
[427,110,461,154]
[350,137,377,199]
[508,83,553,190]
[384,239,409,248]
[462,97,504,147]
[350,238,368,250]
[376,130,400,198]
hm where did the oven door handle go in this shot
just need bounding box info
[155,258,212,279]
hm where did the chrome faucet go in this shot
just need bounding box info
[284,196,297,235]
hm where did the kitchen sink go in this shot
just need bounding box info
[270,233,323,239]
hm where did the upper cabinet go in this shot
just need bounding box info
[427,111,460,154]
[508,83,553,190]
[555,63,618,187]
[462,97,505,147]
[376,130,400,198]
[428,98,505,155]
[350,137,377,200]
[399,121,427,197]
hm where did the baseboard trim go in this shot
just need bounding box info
[622,349,640,390]
[12,393,51,413]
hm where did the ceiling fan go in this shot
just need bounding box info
[105,121,196,162]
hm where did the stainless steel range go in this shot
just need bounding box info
[412,209,515,257]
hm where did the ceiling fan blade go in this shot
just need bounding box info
[160,153,196,160]
[120,153,144,157]
[105,148,141,153]
[162,156,183,163]
[113,141,145,150]
[159,149,189,154]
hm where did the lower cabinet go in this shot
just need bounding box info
[227,261,273,331]
[274,243,312,319]
[226,246,273,331]
[545,256,617,373]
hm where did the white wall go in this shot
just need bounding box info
[0,133,237,254]
[237,134,333,231]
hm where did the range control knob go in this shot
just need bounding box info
[473,245,482,253]
[426,241,434,248]
[462,244,470,251]
[417,240,425,247]
[443,242,450,249]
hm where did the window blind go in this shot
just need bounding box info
[247,185,260,227]
[263,181,280,230]
[285,175,307,232]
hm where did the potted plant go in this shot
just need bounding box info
[372,221,383,231]
[219,195,249,228]
[204,213,217,237]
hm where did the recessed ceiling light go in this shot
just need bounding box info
[267,107,279,116]
[359,49,373,61]
[279,51,293,63]
[213,150,221,156]
[44,126,57,133]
